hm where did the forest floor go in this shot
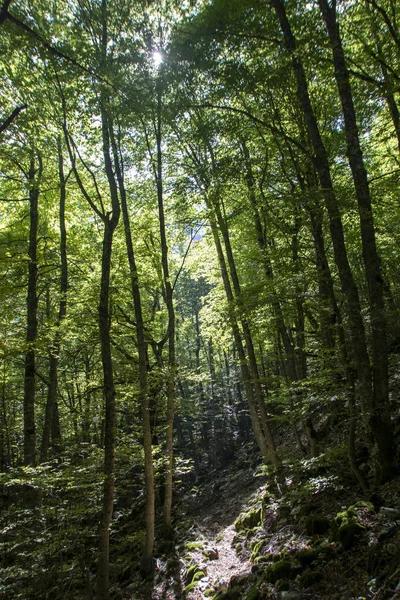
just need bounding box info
[125,440,400,600]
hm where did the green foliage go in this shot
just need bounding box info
[0,450,103,598]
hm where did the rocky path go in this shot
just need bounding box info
[143,467,263,600]
[184,521,251,599]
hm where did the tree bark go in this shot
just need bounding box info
[95,4,121,592]
[270,0,379,474]
[109,123,155,574]
[40,138,67,462]
[211,194,281,468]
[318,0,395,483]
[154,87,176,536]
[23,154,41,466]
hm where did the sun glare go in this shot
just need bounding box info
[152,51,163,68]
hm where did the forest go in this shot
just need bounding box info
[1,0,400,598]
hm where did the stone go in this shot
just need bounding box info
[267,560,295,584]
[203,547,219,560]
[305,515,331,536]
[379,507,400,520]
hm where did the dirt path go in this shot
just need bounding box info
[177,469,264,599]
[140,468,263,600]
[184,520,251,599]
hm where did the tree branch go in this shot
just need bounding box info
[0,104,28,134]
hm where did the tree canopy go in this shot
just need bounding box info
[1,0,400,598]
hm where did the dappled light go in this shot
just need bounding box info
[1,0,400,599]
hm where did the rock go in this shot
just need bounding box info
[305,515,331,536]
[267,559,295,584]
[332,507,366,549]
[338,521,365,549]
[300,567,322,586]
[379,507,400,520]
[234,505,263,531]
[203,547,219,560]
[296,548,318,566]
[376,523,398,542]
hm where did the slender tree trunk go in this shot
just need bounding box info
[154,90,176,536]
[41,138,67,462]
[24,154,41,466]
[82,353,92,443]
[95,7,121,589]
[207,338,217,466]
[270,0,379,474]
[209,213,271,463]
[109,124,155,573]
[318,0,395,482]
[1,362,11,470]
[211,194,280,468]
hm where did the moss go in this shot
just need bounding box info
[186,563,203,584]
[246,526,259,539]
[300,567,322,587]
[185,581,198,593]
[332,507,366,549]
[213,587,241,600]
[338,521,365,549]
[296,548,318,567]
[251,539,265,561]
[347,501,374,516]
[317,544,336,559]
[275,579,290,592]
[245,583,261,600]
[216,532,224,542]
[234,505,263,532]
[267,560,294,584]
[235,542,243,553]
[187,541,204,551]
[256,553,272,564]
[305,515,331,536]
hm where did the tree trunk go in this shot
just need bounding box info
[95,14,121,589]
[154,88,176,536]
[23,154,41,466]
[209,213,271,463]
[318,0,395,483]
[270,0,378,474]
[40,138,67,462]
[211,194,281,468]
[109,123,155,574]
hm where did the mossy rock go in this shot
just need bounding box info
[305,515,331,536]
[228,573,251,589]
[256,553,273,564]
[338,520,365,549]
[186,563,204,584]
[275,580,290,592]
[300,567,322,587]
[347,501,374,516]
[234,505,263,532]
[245,583,262,600]
[185,581,198,593]
[296,548,318,567]
[317,543,336,559]
[251,539,265,561]
[187,541,204,551]
[246,526,260,539]
[213,587,242,600]
[332,507,366,549]
[267,560,294,584]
